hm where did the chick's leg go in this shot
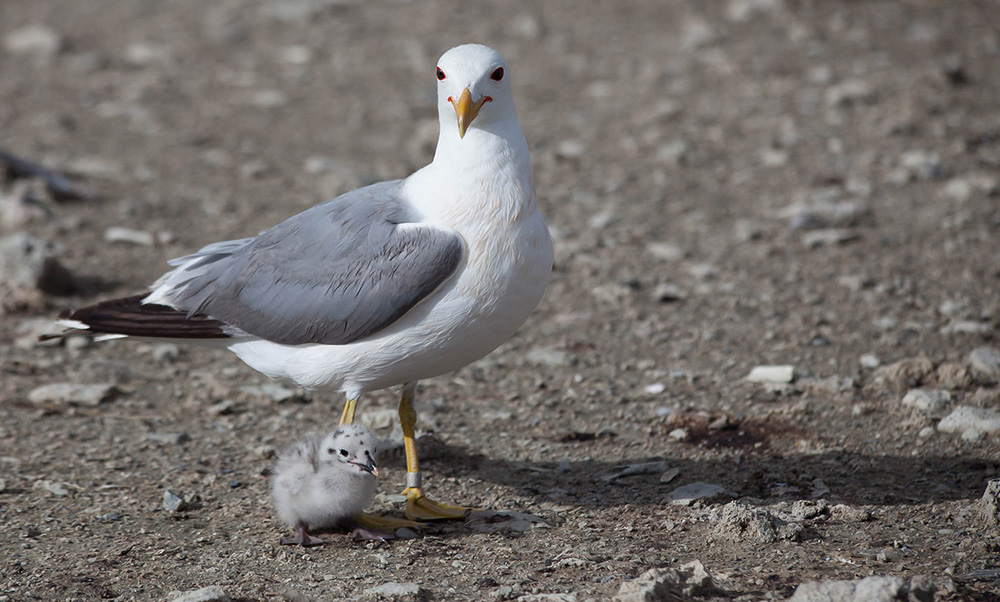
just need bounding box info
[399,381,472,521]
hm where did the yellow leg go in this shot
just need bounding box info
[339,397,357,425]
[399,381,473,521]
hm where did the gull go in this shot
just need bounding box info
[54,44,553,521]
[272,424,384,545]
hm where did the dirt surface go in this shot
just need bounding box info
[2,1,1000,600]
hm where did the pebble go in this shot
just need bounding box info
[685,263,718,281]
[779,198,872,229]
[163,490,190,513]
[124,42,173,67]
[859,354,881,369]
[4,24,62,59]
[33,479,69,497]
[824,79,875,108]
[655,139,689,165]
[0,232,74,294]
[525,347,572,368]
[653,282,686,302]
[969,346,1000,378]
[788,576,926,602]
[901,388,951,413]
[791,499,829,520]
[603,461,669,482]
[466,510,547,533]
[363,582,424,600]
[279,44,313,65]
[746,365,794,383]
[978,480,1000,527]
[169,586,231,602]
[645,241,684,261]
[644,383,666,395]
[712,501,802,543]
[801,228,858,248]
[937,406,1000,435]
[665,482,733,506]
[555,139,587,159]
[726,0,784,22]
[239,383,301,403]
[104,226,155,246]
[613,560,722,601]
[28,383,118,407]
[516,595,576,602]
[147,432,191,445]
[667,428,688,441]
[660,467,680,483]
[870,357,934,391]
[940,320,992,335]
[918,426,936,439]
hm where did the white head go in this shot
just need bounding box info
[435,44,519,141]
[319,424,378,478]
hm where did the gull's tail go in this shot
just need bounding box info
[43,294,230,342]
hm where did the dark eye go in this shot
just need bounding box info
[339,449,349,457]
[436,67,446,81]
[327,448,335,454]
[490,67,504,81]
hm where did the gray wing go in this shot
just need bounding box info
[156,180,464,345]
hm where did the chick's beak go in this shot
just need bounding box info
[451,87,491,139]
[353,460,378,477]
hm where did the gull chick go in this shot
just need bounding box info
[51,44,553,522]
[272,423,384,545]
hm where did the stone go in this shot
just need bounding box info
[467,510,548,533]
[33,479,69,497]
[938,406,1000,435]
[712,500,802,542]
[28,383,118,407]
[604,461,669,482]
[646,242,684,262]
[788,576,907,602]
[0,233,74,294]
[4,24,62,59]
[898,150,942,181]
[363,582,426,600]
[791,499,829,520]
[746,365,794,383]
[148,432,191,445]
[613,561,723,602]
[935,362,972,389]
[163,490,190,512]
[901,388,951,413]
[825,79,876,108]
[104,227,155,246]
[666,482,733,506]
[940,320,992,335]
[517,595,576,602]
[525,347,572,368]
[726,0,784,22]
[778,198,872,229]
[170,586,231,602]
[802,228,859,248]
[969,346,1000,378]
[871,357,934,392]
[653,282,686,302]
[239,383,302,403]
[860,354,881,368]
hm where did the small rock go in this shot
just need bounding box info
[150,343,181,362]
[791,499,829,520]
[248,89,289,109]
[898,149,943,181]
[163,490,189,513]
[467,510,548,533]
[28,383,118,407]
[613,561,723,602]
[788,576,907,602]
[279,45,312,65]
[239,383,302,403]
[64,156,124,180]
[147,432,191,445]
[746,365,794,383]
[667,428,688,441]
[363,582,424,600]
[516,595,576,602]
[726,0,784,22]
[666,482,733,506]
[778,198,872,229]
[935,362,972,389]
[940,320,993,335]
[713,500,802,542]
[0,233,74,294]
[525,347,572,368]
[33,479,69,497]
[555,139,586,159]
[655,139,689,165]
[938,406,1000,435]
[394,527,420,540]
[686,263,718,281]
[645,241,685,261]
[802,228,859,248]
[825,79,876,108]
[969,346,1000,378]
[859,354,881,369]
[660,467,680,484]
[902,388,951,413]
[653,282,686,302]
[830,504,872,522]
[170,585,231,602]
[871,357,934,392]
[604,461,669,482]
[104,227,155,246]
[208,400,235,416]
[644,383,666,395]
[961,428,982,443]
[4,24,62,59]
[124,42,173,67]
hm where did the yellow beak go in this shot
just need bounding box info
[451,87,489,138]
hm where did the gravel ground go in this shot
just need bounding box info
[2,1,1000,600]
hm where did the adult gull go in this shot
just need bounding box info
[55,44,554,522]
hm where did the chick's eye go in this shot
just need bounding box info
[339,449,349,457]
[490,67,504,81]
[436,67,446,81]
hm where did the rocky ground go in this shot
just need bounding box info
[2,0,1000,601]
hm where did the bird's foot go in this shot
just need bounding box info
[279,521,325,547]
[403,487,474,521]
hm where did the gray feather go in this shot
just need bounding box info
[163,180,464,345]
